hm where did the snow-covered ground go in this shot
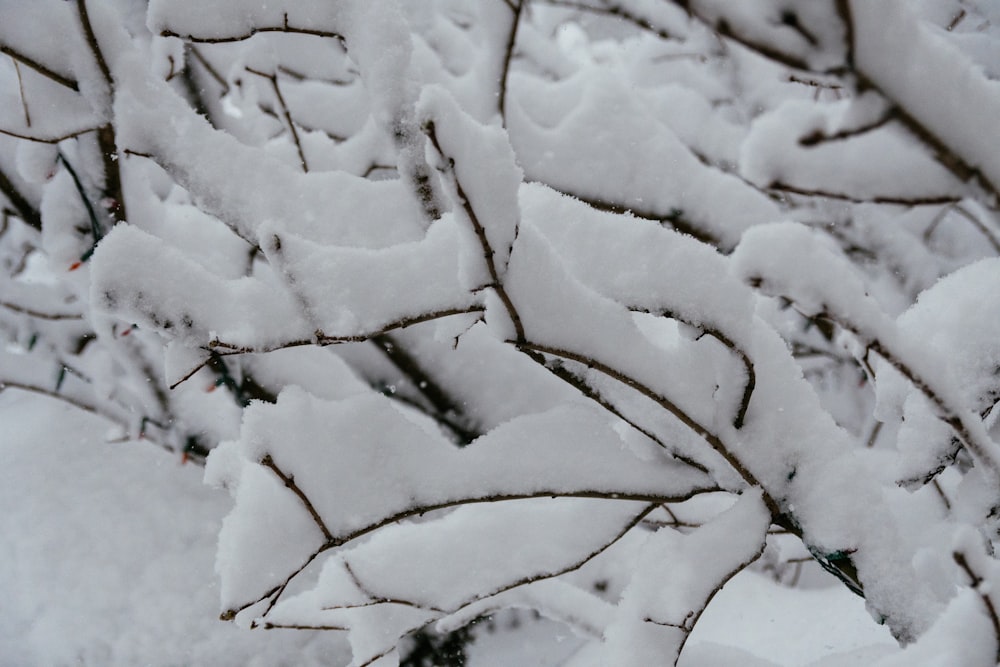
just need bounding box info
[1,390,899,666]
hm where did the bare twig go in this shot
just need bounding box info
[513,340,780,517]
[954,550,1000,663]
[371,333,480,445]
[631,307,755,429]
[424,121,526,342]
[542,183,723,249]
[520,348,711,473]
[674,536,766,659]
[769,181,961,207]
[0,165,42,231]
[222,487,717,620]
[0,43,80,91]
[666,0,816,72]
[245,67,309,172]
[160,17,345,45]
[76,0,113,90]
[798,112,894,146]
[260,454,334,542]
[0,126,98,144]
[498,0,522,126]
[0,301,83,320]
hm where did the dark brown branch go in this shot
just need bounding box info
[631,307,755,429]
[0,379,100,415]
[865,338,1000,480]
[203,306,486,357]
[76,0,113,90]
[833,0,1000,204]
[925,204,1000,255]
[13,61,30,127]
[188,46,229,93]
[0,301,83,320]
[674,531,766,658]
[667,0,814,72]
[96,124,126,223]
[160,25,345,45]
[371,333,480,445]
[513,339,781,517]
[798,112,894,146]
[774,293,1000,484]
[258,622,347,631]
[498,0,522,126]
[260,454,334,542]
[223,487,718,620]
[0,165,42,231]
[954,550,1000,663]
[423,121,526,342]
[245,67,309,172]
[0,44,80,91]
[340,561,447,613]
[769,181,961,207]
[520,346,710,473]
[544,184,723,249]
[0,126,98,144]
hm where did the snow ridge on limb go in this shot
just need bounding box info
[733,222,1000,488]
[848,0,1000,202]
[601,489,770,666]
[206,389,715,629]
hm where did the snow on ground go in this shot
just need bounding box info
[0,391,348,667]
[1,390,898,666]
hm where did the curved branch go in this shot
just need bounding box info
[954,550,1000,662]
[260,454,333,542]
[630,307,755,429]
[221,486,718,621]
[424,121,525,341]
[512,339,780,517]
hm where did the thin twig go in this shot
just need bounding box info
[160,25,345,45]
[520,347,710,473]
[0,43,80,91]
[245,67,309,172]
[0,126,98,144]
[424,121,525,341]
[0,301,83,320]
[371,333,480,445]
[260,454,334,542]
[76,0,113,90]
[498,0,522,126]
[222,487,717,620]
[769,181,961,207]
[513,340,781,517]
[954,550,1000,663]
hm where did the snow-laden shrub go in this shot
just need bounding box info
[3,0,1000,664]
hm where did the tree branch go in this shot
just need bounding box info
[954,550,1000,663]
[0,43,79,91]
[245,67,309,172]
[498,0,522,127]
[0,164,42,231]
[260,454,334,542]
[424,121,525,341]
